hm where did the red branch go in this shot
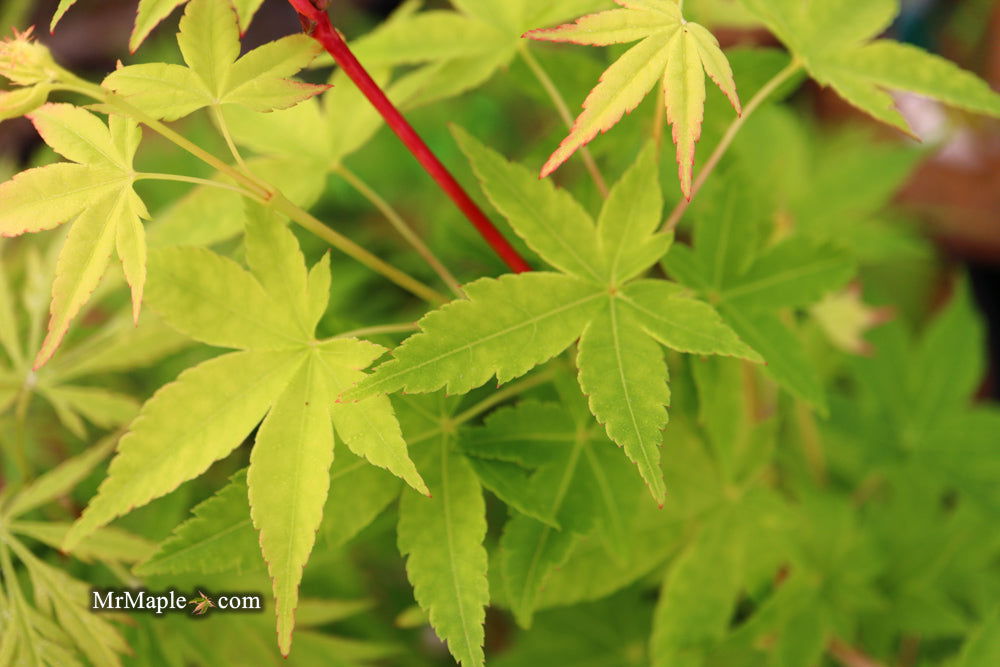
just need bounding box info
[286,0,531,274]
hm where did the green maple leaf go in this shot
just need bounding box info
[463,398,643,628]
[839,281,999,508]
[336,0,610,110]
[0,238,187,438]
[102,0,326,122]
[347,129,760,505]
[64,208,426,656]
[0,104,152,368]
[664,177,855,409]
[525,0,741,198]
[741,0,1000,133]
[52,0,266,54]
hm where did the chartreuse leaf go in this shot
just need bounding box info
[103,0,325,122]
[4,435,115,518]
[135,470,262,577]
[453,125,604,283]
[578,299,670,503]
[466,400,642,627]
[0,104,150,367]
[351,135,757,502]
[249,354,332,657]
[64,348,304,550]
[526,0,741,197]
[741,0,1000,133]
[650,508,743,667]
[67,218,424,655]
[662,172,853,408]
[398,433,489,667]
[349,272,605,397]
[320,340,428,496]
[53,0,267,53]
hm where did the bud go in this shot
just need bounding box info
[0,83,50,121]
[0,27,59,86]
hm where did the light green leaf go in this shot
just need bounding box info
[36,190,128,368]
[719,237,855,310]
[353,11,503,67]
[348,273,604,399]
[0,249,24,365]
[623,280,762,360]
[452,125,604,284]
[650,510,743,667]
[742,0,1000,133]
[908,281,985,419]
[577,297,669,504]
[146,246,310,350]
[177,0,239,95]
[318,339,427,494]
[398,436,488,667]
[4,435,115,518]
[105,0,325,120]
[12,521,153,564]
[306,252,331,333]
[320,450,402,548]
[527,1,741,197]
[29,103,128,168]
[721,306,825,408]
[955,610,1000,667]
[248,354,333,656]
[42,385,139,430]
[0,163,125,237]
[3,105,149,367]
[131,0,187,52]
[597,144,670,284]
[476,401,641,626]
[135,470,261,576]
[103,64,208,123]
[244,207,312,338]
[64,349,303,549]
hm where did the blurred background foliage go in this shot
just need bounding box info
[0,0,998,665]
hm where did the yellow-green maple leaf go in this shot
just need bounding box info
[0,104,149,368]
[525,0,741,198]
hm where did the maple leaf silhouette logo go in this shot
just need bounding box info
[189,591,216,616]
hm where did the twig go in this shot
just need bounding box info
[519,45,609,198]
[287,0,531,273]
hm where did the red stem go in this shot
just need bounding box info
[287,0,531,273]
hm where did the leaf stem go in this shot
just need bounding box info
[286,0,531,273]
[134,172,256,197]
[210,105,253,175]
[334,165,464,298]
[519,45,609,198]
[662,60,802,232]
[269,191,448,304]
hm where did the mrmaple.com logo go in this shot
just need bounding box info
[91,589,262,616]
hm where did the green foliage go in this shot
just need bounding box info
[0,0,997,665]
[526,0,741,197]
[741,0,1000,133]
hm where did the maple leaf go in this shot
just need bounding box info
[102,0,326,122]
[525,0,741,198]
[51,0,266,53]
[741,0,1000,134]
[64,208,426,656]
[347,130,761,504]
[0,104,151,368]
